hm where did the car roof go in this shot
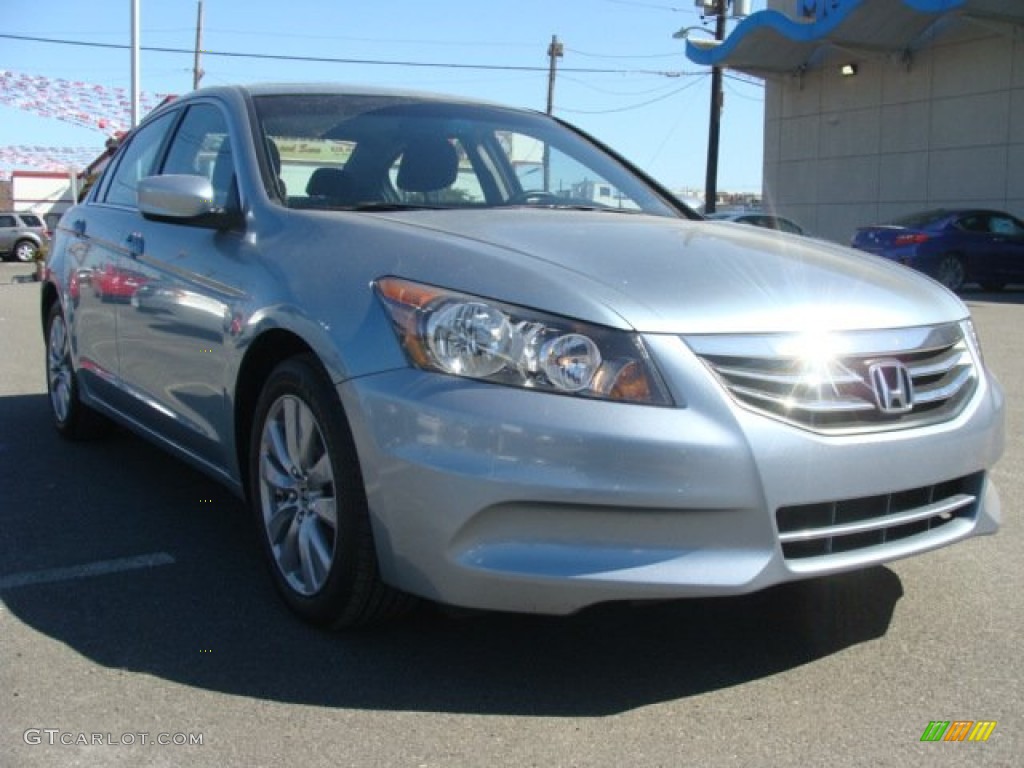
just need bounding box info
[884,208,1021,229]
[190,82,514,110]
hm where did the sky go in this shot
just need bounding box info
[0,0,768,194]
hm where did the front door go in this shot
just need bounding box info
[117,102,248,471]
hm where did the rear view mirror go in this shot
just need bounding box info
[138,175,243,231]
[138,175,217,220]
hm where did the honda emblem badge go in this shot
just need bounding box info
[868,360,914,414]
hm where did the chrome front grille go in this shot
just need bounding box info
[776,472,983,562]
[685,323,977,434]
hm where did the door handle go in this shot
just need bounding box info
[72,219,87,236]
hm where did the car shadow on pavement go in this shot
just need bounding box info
[1,393,902,717]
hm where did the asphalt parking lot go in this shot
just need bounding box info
[1,261,1021,767]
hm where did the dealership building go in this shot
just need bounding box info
[687,0,1024,242]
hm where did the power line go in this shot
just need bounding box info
[205,28,542,49]
[723,76,765,101]
[559,74,695,97]
[558,76,706,114]
[724,72,765,88]
[566,47,689,60]
[0,33,687,77]
[600,0,692,11]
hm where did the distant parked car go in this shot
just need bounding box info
[708,211,806,236]
[0,211,50,262]
[851,209,1024,292]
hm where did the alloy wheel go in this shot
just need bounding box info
[15,241,38,262]
[47,314,73,424]
[258,394,339,596]
[937,255,965,292]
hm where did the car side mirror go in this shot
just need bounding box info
[138,175,242,229]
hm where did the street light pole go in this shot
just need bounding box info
[704,0,728,214]
[130,0,140,128]
[193,0,205,90]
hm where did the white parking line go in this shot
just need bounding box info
[0,553,176,590]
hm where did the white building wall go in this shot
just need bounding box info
[12,172,76,230]
[763,3,1024,243]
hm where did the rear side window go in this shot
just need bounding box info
[102,111,178,208]
[19,214,43,227]
[956,215,988,233]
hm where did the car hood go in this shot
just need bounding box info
[366,209,967,335]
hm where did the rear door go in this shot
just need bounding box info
[67,109,179,408]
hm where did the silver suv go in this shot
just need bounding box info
[0,211,50,262]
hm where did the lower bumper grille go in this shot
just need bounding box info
[776,472,983,561]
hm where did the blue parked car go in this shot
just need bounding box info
[851,209,1024,292]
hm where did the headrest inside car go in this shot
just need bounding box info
[396,136,458,193]
[306,167,357,203]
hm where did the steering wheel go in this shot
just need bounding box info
[507,189,564,205]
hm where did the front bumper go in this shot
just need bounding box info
[340,334,1004,614]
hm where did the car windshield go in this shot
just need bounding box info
[253,93,683,217]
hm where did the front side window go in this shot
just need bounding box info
[103,111,178,208]
[162,103,236,210]
[989,215,1024,237]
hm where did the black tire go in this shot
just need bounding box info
[979,281,1006,292]
[45,302,110,439]
[935,254,966,292]
[14,239,39,263]
[248,354,415,628]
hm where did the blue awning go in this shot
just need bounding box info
[686,0,1024,76]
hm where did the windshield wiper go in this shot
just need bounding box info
[506,203,643,214]
[348,202,450,212]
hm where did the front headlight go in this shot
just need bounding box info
[375,277,673,406]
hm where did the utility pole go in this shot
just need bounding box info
[193,0,205,90]
[546,35,563,115]
[704,0,727,214]
[130,0,140,128]
[544,35,564,192]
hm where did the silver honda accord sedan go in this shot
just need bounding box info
[42,84,1004,627]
